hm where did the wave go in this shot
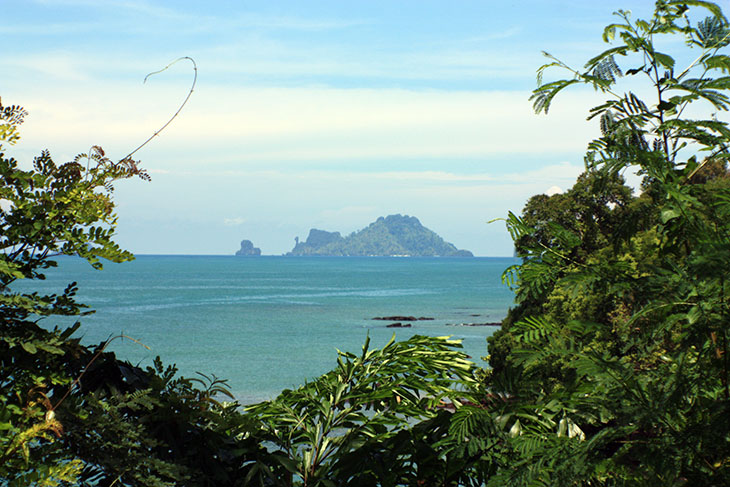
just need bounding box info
[110,288,435,313]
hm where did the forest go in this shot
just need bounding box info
[2,1,730,485]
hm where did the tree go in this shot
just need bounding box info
[0,97,269,485]
[0,97,148,483]
[481,1,730,484]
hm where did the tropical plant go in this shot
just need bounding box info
[483,1,730,484]
[1,65,269,486]
[246,334,477,486]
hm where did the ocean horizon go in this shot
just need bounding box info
[121,254,513,261]
[16,255,518,404]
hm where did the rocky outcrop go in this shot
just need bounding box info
[372,316,434,321]
[445,322,501,327]
[235,240,262,256]
[287,214,473,257]
[290,229,343,255]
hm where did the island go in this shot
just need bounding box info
[235,239,262,256]
[287,214,473,257]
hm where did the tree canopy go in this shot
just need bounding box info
[485,1,730,483]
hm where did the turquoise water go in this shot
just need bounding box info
[16,256,517,403]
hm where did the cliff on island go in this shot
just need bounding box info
[235,239,262,256]
[287,214,473,257]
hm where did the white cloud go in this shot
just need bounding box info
[9,83,604,169]
[156,162,583,187]
[31,0,185,20]
[223,217,247,226]
[223,13,369,31]
[109,158,585,255]
[8,52,93,82]
[0,21,99,35]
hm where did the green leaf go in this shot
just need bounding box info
[671,0,727,23]
[653,51,675,69]
[584,46,630,70]
[657,99,677,112]
[686,306,702,324]
[626,66,647,76]
[704,54,730,73]
[530,79,580,114]
[602,23,631,42]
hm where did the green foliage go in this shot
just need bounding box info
[246,334,477,486]
[63,358,270,486]
[0,97,113,486]
[486,1,730,485]
[0,100,266,486]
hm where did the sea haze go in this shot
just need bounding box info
[16,255,517,404]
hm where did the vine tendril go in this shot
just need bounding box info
[123,56,197,160]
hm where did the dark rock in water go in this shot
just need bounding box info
[445,322,501,327]
[235,240,262,256]
[373,315,434,321]
[386,322,411,328]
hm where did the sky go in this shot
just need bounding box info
[3,0,666,256]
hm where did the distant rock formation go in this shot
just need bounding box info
[303,229,343,248]
[287,214,473,257]
[235,240,262,256]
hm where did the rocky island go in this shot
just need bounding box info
[287,214,473,257]
[235,239,262,256]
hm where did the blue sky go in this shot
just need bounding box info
[3,0,663,255]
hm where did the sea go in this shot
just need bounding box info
[17,255,518,404]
